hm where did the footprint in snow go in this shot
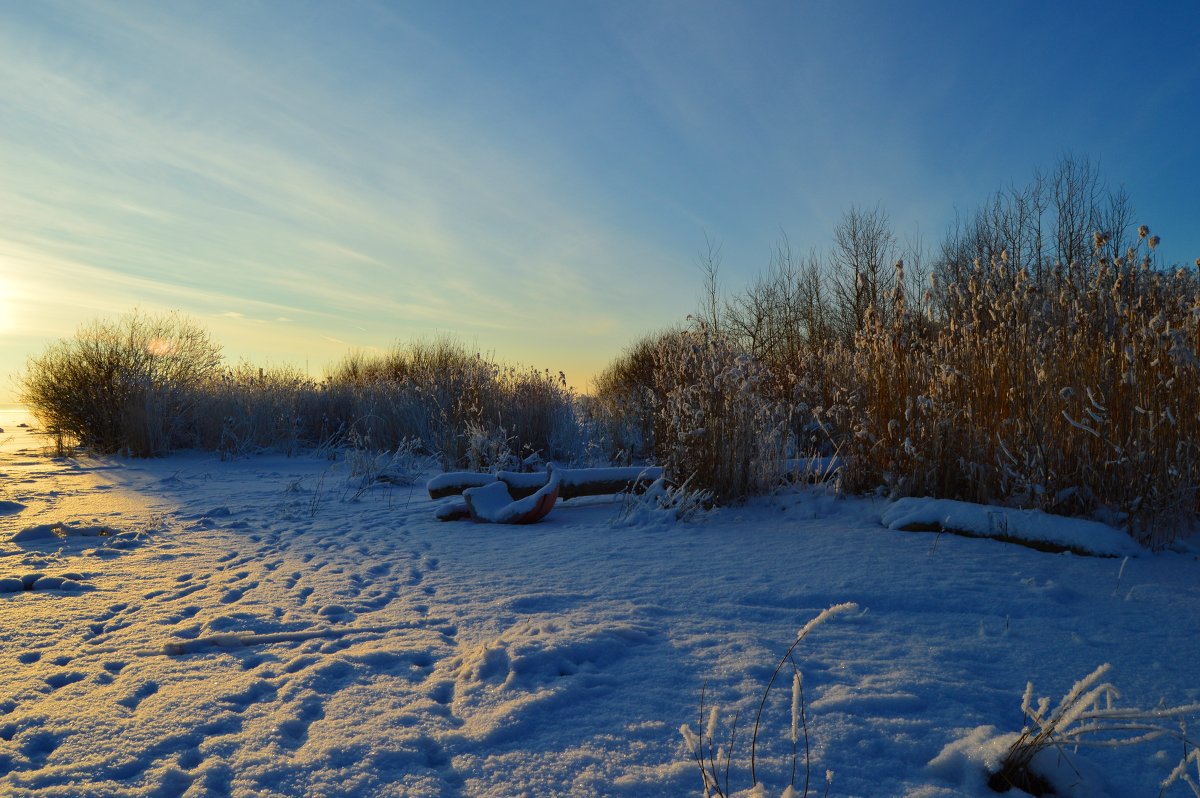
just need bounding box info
[353,587,398,612]
[366,562,392,578]
[84,602,134,641]
[164,581,207,602]
[44,671,86,691]
[19,730,61,766]
[220,582,258,604]
[429,680,455,706]
[117,680,159,710]
[160,605,201,625]
[276,695,325,750]
[316,604,355,621]
[219,679,277,711]
[0,572,89,593]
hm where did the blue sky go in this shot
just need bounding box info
[2,0,1198,402]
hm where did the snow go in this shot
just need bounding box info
[461,468,560,524]
[2,406,1199,796]
[430,467,663,501]
[880,497,1145,558]
[426,472,495,496]
[556,466,664,489]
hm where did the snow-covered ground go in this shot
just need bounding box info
[2,406,1199,797]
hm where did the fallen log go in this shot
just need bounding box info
[427,466,664,501]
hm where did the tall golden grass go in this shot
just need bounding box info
[591,227,1199,545]
[839,238,1200,546]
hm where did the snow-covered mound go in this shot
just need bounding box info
[881,497,1144,557]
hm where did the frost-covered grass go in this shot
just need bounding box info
[989,663,1200,795]
[592,226,1200,545]
[680,603,858,798]
[19,331,579,471]
[835,236,1200,548]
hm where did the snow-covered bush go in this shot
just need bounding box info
[19,310,222,455]
[325,338,580,470]
[653,322,788,502]
[612,476,712,525]
[343,435,433,500]
[592,328,688,462]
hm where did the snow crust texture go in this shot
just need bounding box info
[1,409,1198,796]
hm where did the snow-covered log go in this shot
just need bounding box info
[427,466,663,501]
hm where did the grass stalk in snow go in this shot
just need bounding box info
[680,602,857,797]
[991,662,1200,794]
[749,603,857,789]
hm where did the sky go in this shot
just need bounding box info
[2,0,1198,403]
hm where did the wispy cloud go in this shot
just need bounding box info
[0,2,693,396]
[6,1,1192,403]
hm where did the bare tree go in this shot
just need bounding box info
[930,154,1135,316]
[1098,183,1136,262]
[902,223,931,319]
[1051,153,1102,269]
[696,234,724,335]
[830,204,897,343]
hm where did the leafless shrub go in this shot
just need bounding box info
[323,337,580,469]
[21,323,579,469]
[19,310,222,455]
[192,362,319,458]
